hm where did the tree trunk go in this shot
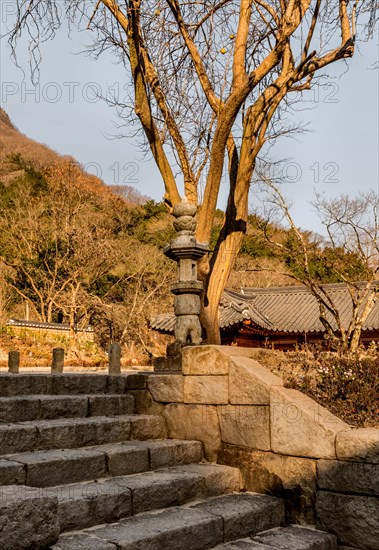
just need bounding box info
[347,287,378,353]
[348,324,362,354]
[69,309,77,344]
[69,284,80,344]
[25,301,30,321]
[201,167,250,343]
[202,231,246,343]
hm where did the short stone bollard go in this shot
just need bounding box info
[108,343,121,375]
[51,347,64,374]
[8,351,20,373]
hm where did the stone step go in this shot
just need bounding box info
[50,491,283,549]
[0,414,167,455]
[0,373,148,397]
[0,484,60,550]
[0,394,135,423]
[215,526,337,549]
[0,464,241,543]
[0,439,203,487]
[49,463,241,533]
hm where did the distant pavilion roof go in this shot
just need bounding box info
[7,319,94,332]
[150,283,379,335]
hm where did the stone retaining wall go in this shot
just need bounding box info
[129,346,379,550]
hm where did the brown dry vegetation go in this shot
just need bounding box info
[0,109,174,362]
[0,325,106,369]
[0,325,166,370]
[251,347,379,428]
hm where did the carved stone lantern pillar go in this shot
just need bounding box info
[153,198,209,372]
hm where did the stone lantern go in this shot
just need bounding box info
[154,197,209,372]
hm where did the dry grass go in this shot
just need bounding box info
[0,325,171,370]
[0,326,107,369]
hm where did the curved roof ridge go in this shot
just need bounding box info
[150,282,379,334]
[237,280,379,295]
[220,291,274,330]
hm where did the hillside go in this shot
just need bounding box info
[0,108,60,183]
[0,108,149,206]
[0,110,174,364]
[0,107,110,201]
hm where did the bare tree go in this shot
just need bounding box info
[6,0,378,342]
[314,191,379,351]
[109,185,150,205]
[254,176,379,353]
[89,239,175,357]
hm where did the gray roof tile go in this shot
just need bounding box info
[150,283,379,334]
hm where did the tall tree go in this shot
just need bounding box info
[7,1,378,342]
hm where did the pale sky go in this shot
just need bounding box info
[0,15,378,234]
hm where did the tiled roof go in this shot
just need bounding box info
[7,319,94,332]
[150,283,379,334]
[150,313,176,333]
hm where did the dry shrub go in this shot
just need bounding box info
[267,346,379,428]
[309,349,378,427]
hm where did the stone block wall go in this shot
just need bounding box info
[129,346,379,550]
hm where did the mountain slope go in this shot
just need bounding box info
[0,108,61,183]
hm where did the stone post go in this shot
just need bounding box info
[108,343,121,374]
[51,347,64,374]
[154,197,209,372]
[8,351,20,373]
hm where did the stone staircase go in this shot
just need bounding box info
[0,374,338,550]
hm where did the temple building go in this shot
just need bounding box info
[151,283,379,350]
